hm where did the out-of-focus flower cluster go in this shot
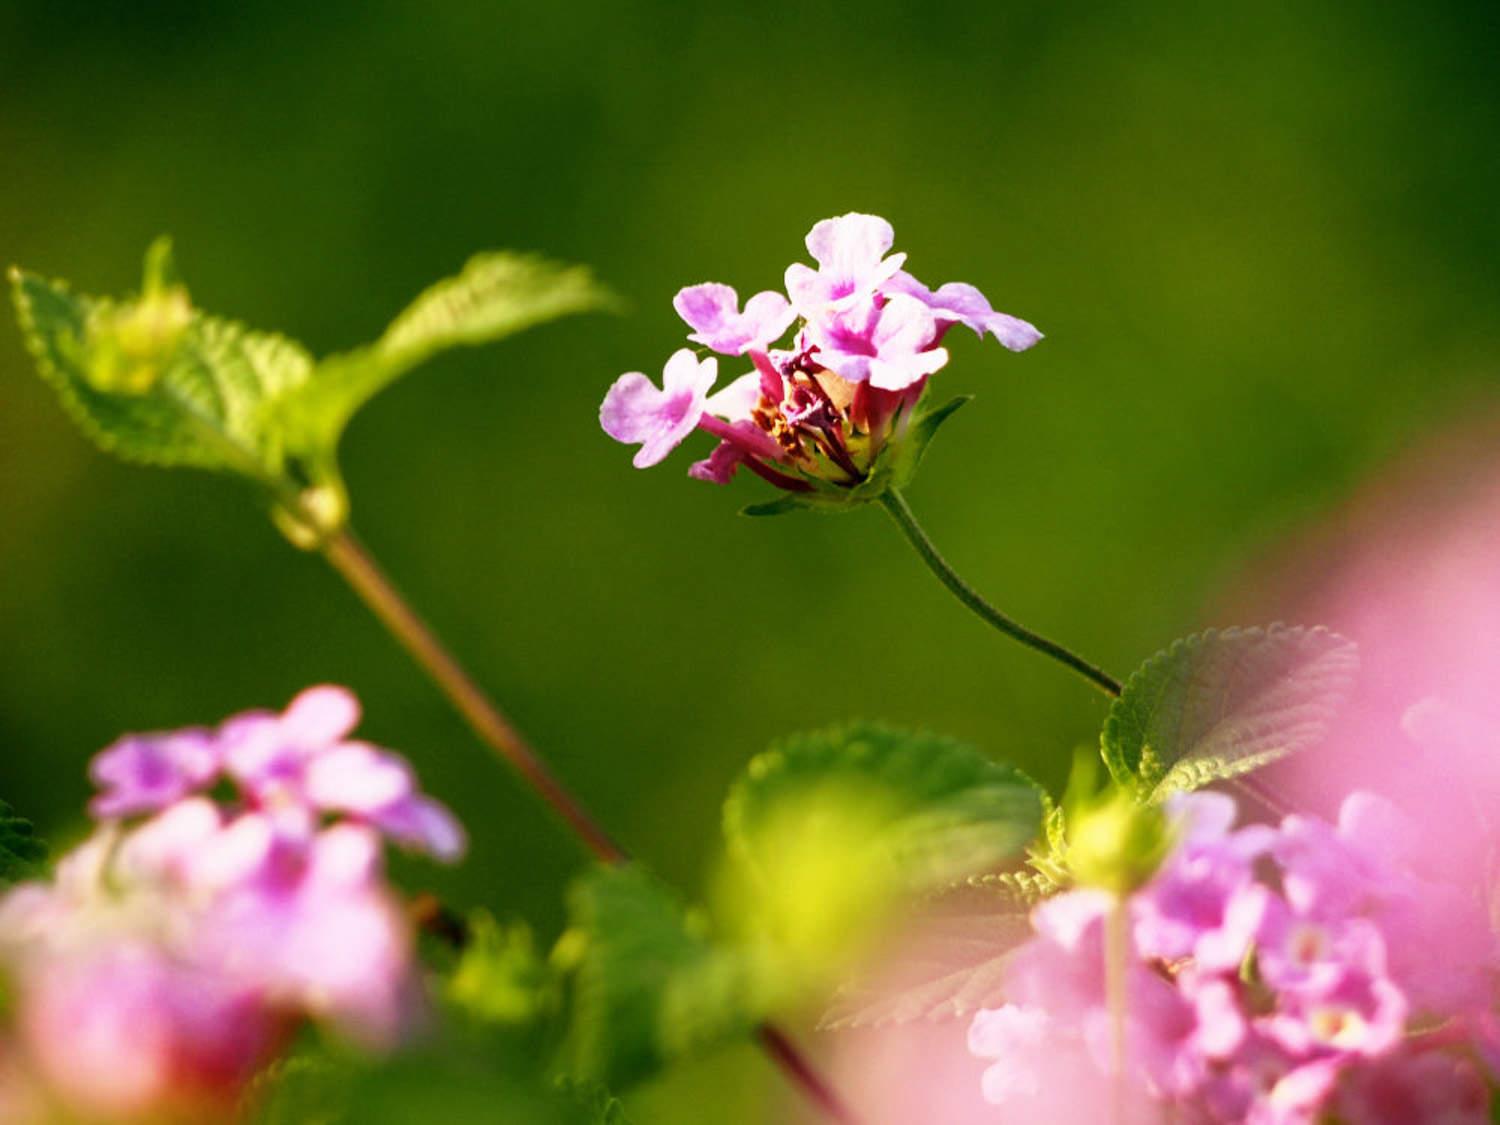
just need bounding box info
[0,686,464,1123]
[600,212,1040,495]
[969,791,1499,1124]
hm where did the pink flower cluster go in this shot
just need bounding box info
[0,687,464,1122]
[969,792,1499,1124]
[600,213,1040,491]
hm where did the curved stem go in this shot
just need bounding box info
[758,1026,857,1124]
[320,526,858,1124]
[324,527,627,863]
[878,489,1122,698]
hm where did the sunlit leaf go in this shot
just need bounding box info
[10,264,309,474]
[1101,625,1359,801]
[272,253,614,464]
[563,865,766,1091]
[446,912,558,1027]
[893,394,971,485]
[820,884,1031,1030]
[726,722,1043,895]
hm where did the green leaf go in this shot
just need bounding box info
[893,394,971,485]
[252,1035,627,1125]
[11,245,610,547]
[1101,625,1359,801]
[563,865,766,1092]
[725,722,1043,896]
[272,253,613,465]
[0,799,45,887]
[10,264,312,475]
[819,884,1032,1030]
[447,912,558,1027]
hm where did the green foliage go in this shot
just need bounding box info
[1062,776,1171,894]
[1101,625,1359,801]
[10,262,308,474]
[0,798,47,886]
[447,912,560,1027]
[562,865,768,1092]
[269,253,614,491]
[725,722,1043,894]
[10,244,611,544]
[891,394,971,484]
[819,883,1032,1030]
[717,723,1042,999]
[251,1046,620,1125]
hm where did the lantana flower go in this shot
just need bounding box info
[600,212,1041,507]
[969,790,1500,1124]
[0,687,465,1122]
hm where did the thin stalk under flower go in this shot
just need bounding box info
[319,526,858,1124]
[1104,895,1130,1125]
[878,488,1123,698]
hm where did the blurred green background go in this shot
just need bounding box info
[1,1,1496,1118]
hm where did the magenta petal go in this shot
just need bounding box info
[89,730,220,818]
[600,351,716,469]
[369,795,467,862]
[688,441,744,484]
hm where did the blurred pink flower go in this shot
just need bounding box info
[0,686,465,1120]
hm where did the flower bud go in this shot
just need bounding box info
[84,285,192,395]
[1065,784,1172,895]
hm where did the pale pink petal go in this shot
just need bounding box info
[805,213,896,274]
[116,799,224,885]
[673,282,740,338]
[281,686,361,748]
[886,272,1043,351]
[868,346,948,392]
[303,743,414,815]
[307,824,384,889]
[705,372,762,421]
[673,285,794,355]
[788,213,907,315]
[190,813,280,892]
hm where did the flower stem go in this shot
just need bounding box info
[323,527,627,864]
[1104,895,1130,1125]
[320,526,858,1124]
[758,1026,858,1124]
[878,489,1123,698]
